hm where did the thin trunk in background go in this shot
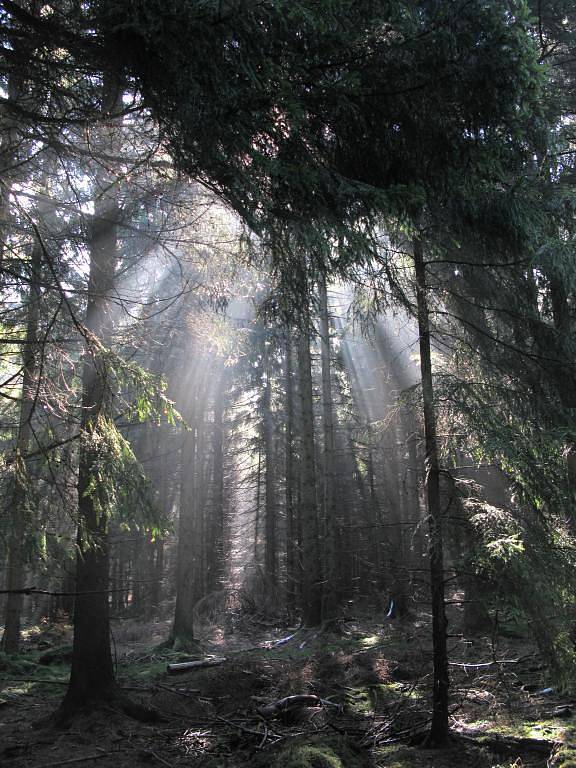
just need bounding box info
[207,368,226,592]
[297,323,322,627]
[284,332,297,617]
[413,235,449,746]
[254,447,262,561]
[318,276,337,617]
[263,340,277,587]
[173,424,197,644]
[2,232,42,653]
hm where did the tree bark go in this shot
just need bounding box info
[413,236,449,747]
[254,446,262,562]
[297,324,322,626]
[60,73,123,712]
[2,234,42,653]
[173,425,197,644]
[263,339,277,586]
[284,332,297,616]
[207,368,226,592]
[318,276,337,616]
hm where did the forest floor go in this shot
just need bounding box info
[1,611,575,768]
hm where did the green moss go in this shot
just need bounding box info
[37,645,73,665]
[172,636,202,653]
[552,723,576,768]
[467,716,570,742]
[346,686,372,715]
[374,744,423,768]
[284,745,342,768]
[358,634,380,648]
[0,653,38,675]
[122,660,168,682]
[554,747,576,768]
[252,736,367,768]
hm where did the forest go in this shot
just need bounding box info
[0,1,576,767]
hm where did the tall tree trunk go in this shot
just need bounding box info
[263,342,277,587]
[60,74,123,712]
[297,325,322,627]
[414,236,449,746]
[207,369,226,592]
[195,413,209,600]
[173,426,197,644]
[387,421,410,617]
[1,234,42,653]
[284,333,297,617]
[318,276,337,617]
[365,447,383,593]
[254,447,262,562]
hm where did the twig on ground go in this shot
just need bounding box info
[33,754,110,767]
[143,750,173,767]
[1,679,68,685]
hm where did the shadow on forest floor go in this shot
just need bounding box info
[0,614,574,767]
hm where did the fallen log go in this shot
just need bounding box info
[257,694,322,719]
[166,657,226,674]
[457,730,558,756]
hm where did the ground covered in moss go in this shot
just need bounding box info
[0,615,574,767]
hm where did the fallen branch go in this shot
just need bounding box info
[257,694,322,719]
[153,683,200,698]
[34,754,110,767]
[142,750,173,768]
[216,714,274,740]
[166,657,226,674]
[1,678,68,685]
[269,630,301,648]
[456,730,558,756]
[449,656,533,670]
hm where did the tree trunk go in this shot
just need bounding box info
[318,276,338,616]
[263,341,277,586]
[285,332,297,616]
[254,447,262,562]
[414,236,449,747]
[60,73,123,713]
[365,447,383,593]
[1,234,42,653]
[173,425,197,644]
[207,368,226,592]
[297,325,322,627]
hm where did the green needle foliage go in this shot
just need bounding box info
[81,415,164,542]
[99,0,545,263]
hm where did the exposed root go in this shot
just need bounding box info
[49,690,164,729]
